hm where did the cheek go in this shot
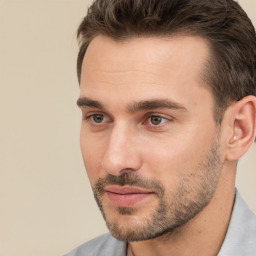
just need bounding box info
[141,138,203,187]
[80,132,106,183]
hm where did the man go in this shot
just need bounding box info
[66,0,256,255]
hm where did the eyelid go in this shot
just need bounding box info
[84,111,112,125]
[144,113,174,126]
[147,112,174,120]
[81,110,174,128]
[81,109,105,119]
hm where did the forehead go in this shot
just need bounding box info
[82,35,209,72]
[80,35,213,110]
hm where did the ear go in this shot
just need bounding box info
[224,95,256,161]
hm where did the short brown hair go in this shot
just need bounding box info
[77,0,256,122]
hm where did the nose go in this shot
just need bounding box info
[101,124,143,176]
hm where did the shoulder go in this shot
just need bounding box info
[64,233,127,256]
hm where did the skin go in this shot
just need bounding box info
[78,35,256,255]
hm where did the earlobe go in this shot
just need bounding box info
[225,95,256,161]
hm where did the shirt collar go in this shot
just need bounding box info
[218,189,256,255]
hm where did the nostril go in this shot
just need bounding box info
[119,168,137,175]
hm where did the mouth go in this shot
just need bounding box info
[105,185,154,208]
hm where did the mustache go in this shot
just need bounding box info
[93,173,165,198]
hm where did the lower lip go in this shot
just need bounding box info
[106,192,153,207]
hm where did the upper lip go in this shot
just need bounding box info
[105,186,153,194]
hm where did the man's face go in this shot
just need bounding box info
[78,35,224,241]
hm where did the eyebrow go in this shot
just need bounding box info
[77,97,187,112]
[128,99,187,112]
[77,97,104,109]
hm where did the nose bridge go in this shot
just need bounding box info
[101,121,142,175]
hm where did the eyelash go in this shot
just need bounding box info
[84,113,109,122]
[145,115,169,126]
[83,112,172,128]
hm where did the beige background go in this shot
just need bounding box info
[0,0,255,255]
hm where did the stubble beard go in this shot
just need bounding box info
[92,137,223,242]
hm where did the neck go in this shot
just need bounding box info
[127,166,236,256]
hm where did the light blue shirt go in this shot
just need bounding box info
[65,190,256,256]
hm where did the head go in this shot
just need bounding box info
[77,0,256,242]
